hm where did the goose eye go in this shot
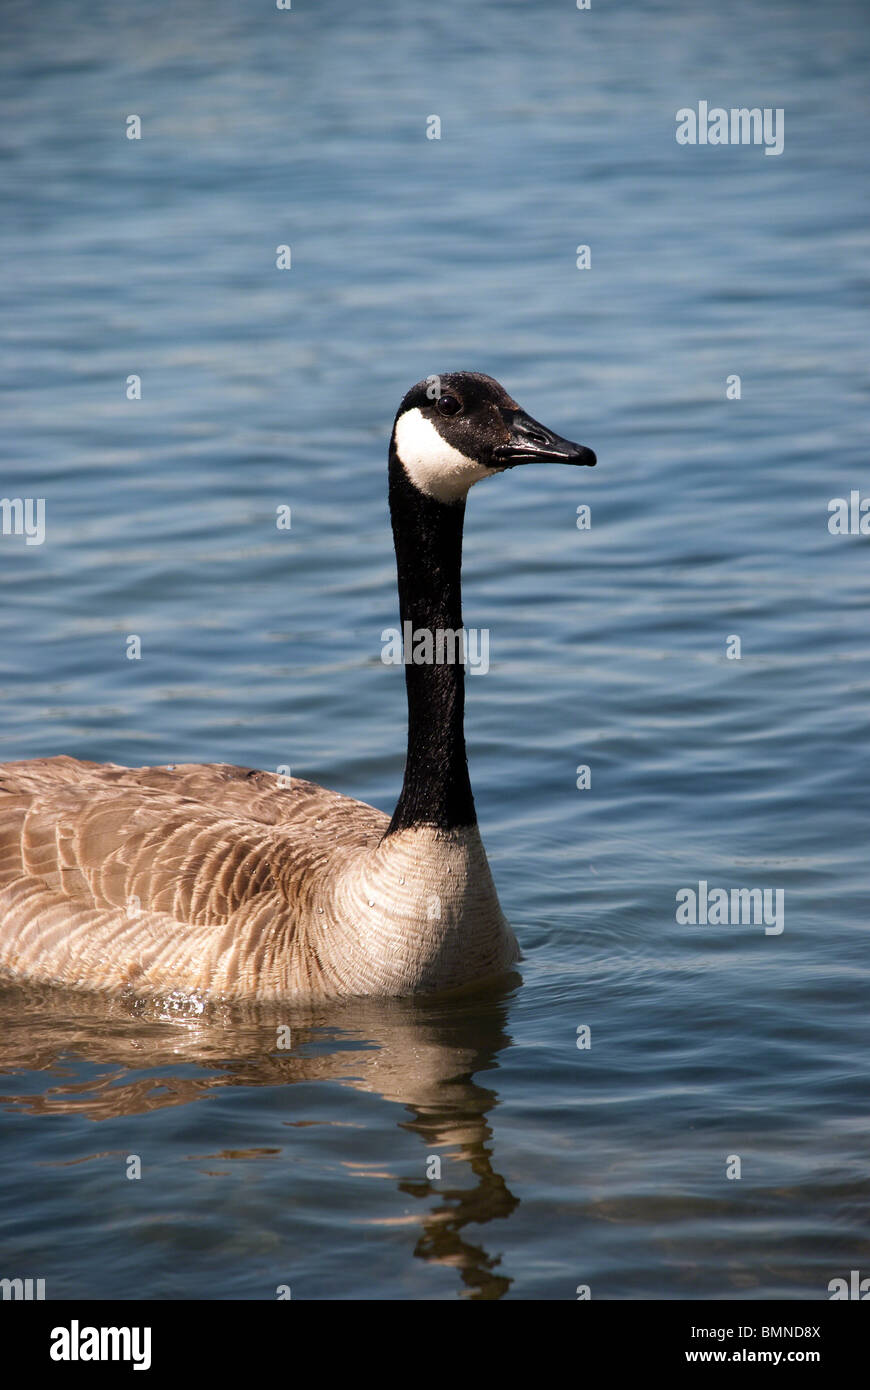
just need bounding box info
[436,394,462,417]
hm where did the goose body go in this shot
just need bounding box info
[0,373,595,1001]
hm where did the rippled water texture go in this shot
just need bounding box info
[1,0,868,1298]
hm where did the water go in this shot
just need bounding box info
[1,0,868,1299]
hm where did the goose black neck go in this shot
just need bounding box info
[386,449,477,835]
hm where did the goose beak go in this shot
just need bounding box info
[495,410,596,468]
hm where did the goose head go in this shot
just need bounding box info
[391,371,596,505]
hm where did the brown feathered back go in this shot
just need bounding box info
[0,757,516,1000]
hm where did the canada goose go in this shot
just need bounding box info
[0,373,595,1001]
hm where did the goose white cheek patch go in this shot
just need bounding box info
[394,408,496,503]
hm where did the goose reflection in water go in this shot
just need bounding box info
[0,973,522,1300]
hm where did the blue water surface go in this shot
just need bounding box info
[0,0,868,1299]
